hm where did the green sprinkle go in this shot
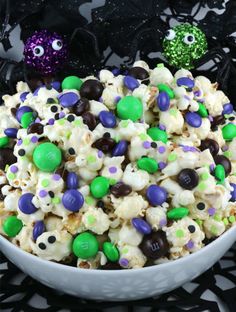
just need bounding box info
[52,197,61,204]
[85,196,95,205]
[114,136,120,143]
[5,164,9,172]
[65,130,72,139]
[229,216,235,223]
[109,178,117,186]
[0,136,9,148]
[23,138,30,146]
[139,133,148,141]
[7,172,15,180]
[57,118,65,125]
[213,214,221,222]
[196,219,203,226]
[87,215,96,225]
[210,225,218,236]
[169,108,178,117]
[168,153,177,162]
[120,120,129,128]
[87,155,96,163]
[122,248,129,254]
[175,229,184,238]
[198,181,207,191]
[201,172,209,180]
[73,120,82,126]
[41,179,50,187]
[223,151,232,158]
[223,218,229,226]
[156,63,164,68]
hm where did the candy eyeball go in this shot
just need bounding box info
[33,45,44,57]
[183,33,195,45]
[165,29,176,40]
[24,30,68,75]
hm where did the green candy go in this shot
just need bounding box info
[147,127,167,143]
[62,76,83,91]
[214,164,225,183]
[72,232,99,259]
[103,242,120,262]
[137,157,158,173]
[0,136,9,148]
[117,96,143,122]
[157,84,175,99]
[3,216,23,237]
[222,123,236,141]
[197,103,208,117]
[167,207,189,220]
[162,23,207,69]
[21,112,36,128]
[33,142,62,172]
[90,176,110,198]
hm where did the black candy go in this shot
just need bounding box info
[139,231,169,260]
[177,168,199,190]
[200,138,219,156]
[128,67,149,80]
[27,123,44,135]
[82,112,97,130]
[110,182,132,198]
[71,98,90,116]
[214,155,231,176]
[0,148,17,170]
[80,80,104,101]
[92,137,116,153]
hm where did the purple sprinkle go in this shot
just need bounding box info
[97,150,103,158]
[17,139,23,146]
[98,97,103,103]
[109,166,117,174]
[158,146,166,154]
[143,141,151,149]
[158,161,167,170]
[186,240,194,249]
[159,218,167,227]
[184,95,191,101]
[198,98,205,103]
[115,96,121,103]
[208,115,213,122]
[31,136,38,143]
[53,174,61,181]
[208,207,216,216]
[222,145,228,152]
[59,111,65,119]
[194,90,201,97]
[48,118,55,125]
[35,118,41,123]
[10,165,18,173]
[159,124,166,131]
[119,258,129,266]
[189,146,198,152]
[182,145,191,152]
[209,164,215,172]
[39,190,47,198]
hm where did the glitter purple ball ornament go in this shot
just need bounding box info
[24,30,68,75]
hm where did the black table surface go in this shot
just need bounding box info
[0,243,236,312]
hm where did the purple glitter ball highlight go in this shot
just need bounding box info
[24,30,68,75]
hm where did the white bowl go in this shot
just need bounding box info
[1,226,236,301]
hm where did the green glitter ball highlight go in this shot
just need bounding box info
[163,23,207,69]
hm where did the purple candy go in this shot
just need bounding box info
[185,112,202,128]
[146,185,167,206]
[18,193,37,214]
[66,172,79,189]
[4,128,18,138]
[33,86,43,96]
[123,75,139,91]
[112,140,128,156]
[230,183,236,202]
[33,220,45,241]
[62,189,84,212]
[20,92,29,102]
[16,106,33,122]
[99,110,117,128]
[222,103,233,115]
[112,68,120,76]
[58,92,79,108]
[176,77,195,89]
[51,81,61,91]
[157,91,170,111]
[132,218,152,234]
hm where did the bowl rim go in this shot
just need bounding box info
[1,225,236,276]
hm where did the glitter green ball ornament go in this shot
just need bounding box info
[162,23,207,69]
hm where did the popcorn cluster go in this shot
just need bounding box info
[0,61,235,270]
